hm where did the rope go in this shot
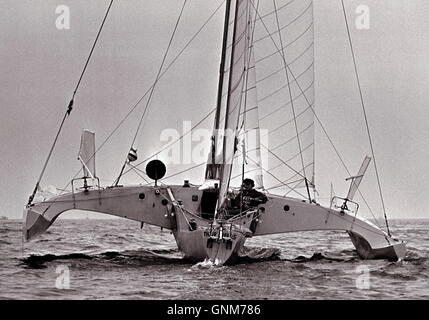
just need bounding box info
[27,0,114,206]
[114,0,188,186]
[341,0,390,236]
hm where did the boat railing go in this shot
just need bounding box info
[331,196,360,218]
[71,177,102,206]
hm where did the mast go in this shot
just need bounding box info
[205,0,232,180]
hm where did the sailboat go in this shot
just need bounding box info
[23,0,406,264]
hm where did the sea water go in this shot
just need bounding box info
[0,218,427,299]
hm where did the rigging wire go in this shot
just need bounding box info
[72,0,114,100]
[271,122,314,151]
[140,162,207,186]
[265,154,314,184]
[125,163,150,184]
[260,142,312,182]
[341,0,391,236]
[256,41,314,83]
[231,144,309,197]
[114,0,189,186]
[257,62,313,103]
[246,155,308,198]
[256,0,295,21]
[259,80,314,121]
[255,21,313,61]
[27,0,114,206]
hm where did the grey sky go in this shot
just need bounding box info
[1,0,428,220]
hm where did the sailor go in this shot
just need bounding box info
[230,178,267,211]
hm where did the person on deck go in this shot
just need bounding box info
[230,178,267,212]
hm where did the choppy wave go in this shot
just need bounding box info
[238,246,281,261]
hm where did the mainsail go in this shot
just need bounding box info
[253,0,314,199]
[206,0,315,207]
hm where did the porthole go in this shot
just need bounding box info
[139,193,145,200]
[283,205,290,212]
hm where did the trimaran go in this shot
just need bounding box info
[23,0,406,264]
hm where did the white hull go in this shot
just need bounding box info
[23,185,406,263]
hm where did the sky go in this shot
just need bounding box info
[0,0,428,220]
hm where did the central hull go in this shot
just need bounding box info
[173,219,253,265]
[172,226,248,265]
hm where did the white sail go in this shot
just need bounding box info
[78,129,96,179]
[346,155,371,201]
[252,0,315,199]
